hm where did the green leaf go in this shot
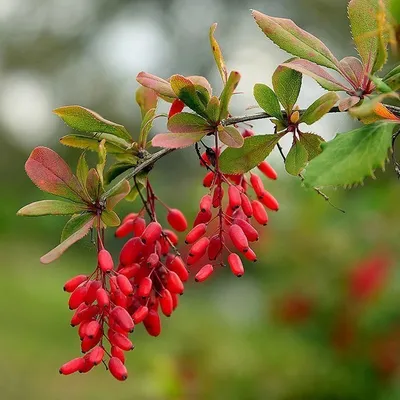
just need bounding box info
[170,75,207,117]
[136,86,158,118]
[206,96,220,123]
[86,168,102,200]
[138,108,156,148]
[136,72,176,101]
[41,215,94,264]
[60,133,130,154]
[187,76,212,106]
[253,84,283,120]
[17,200,87,217]
[303,122,396,188]
[252,10,340,70]
[167,112,212,134]
[209,23,228,84]
[61,213,94,243]
[348,0,388,73]
[76,153,89,191]
[382,65,400,91]
[25,146,88,203]
[105,162,134,184]
[299,132,325,161]
[300,92,339,125]
[53,105,132,142]
[272,64,302,114]
[218,126,244,148]
[219,71,241,120]
[105,179,131,210]
[219,134,279,174]
[282,59,349,91]
[285,140,308,175]
[101,210,120,227]
[152,132,207,149]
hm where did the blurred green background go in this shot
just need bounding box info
[1,0,400,399]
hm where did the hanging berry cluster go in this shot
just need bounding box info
[188,129,279,282]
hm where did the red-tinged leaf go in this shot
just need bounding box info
[339,56,364,87]
[135,86,158,118]
[219,71,241,120]
[136,72,176,101]
[339,96,361,112]
[41,216,94,264]
[209,23,228,84]
[105,180,131,210]
[170,75,207,116]
[218,126,244,148]
[76,153,89,191]
[17,200,87,217]
[25,147,88,203]
[300,92,339,125]
[53,106,132,142]
[348,0,388,73]
[282,59,350,92]
[167,112,212,134]
[60,133,130,154]
[252,10,340,70]
[152,132,207,149]
[187,76,213,97]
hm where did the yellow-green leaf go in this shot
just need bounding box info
[300,92,339,125]
[209,23,228,84]
[17,200,87,217]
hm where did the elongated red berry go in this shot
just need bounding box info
[199,194,212,212]
[234,219,259,242]
[258,161,277,180]
[243,248,257,262]
[228,185,241,210]
[166,271,184,294]
[81,330,102,353]
[115,220,135,238]
[110,332,134,351]
[250,173,265,198]
[88,346,104,365]
[189,237,210,257]
[240,193,253,218]
[79,356,95,373]
[96,288,110,309]
[164,229,178,245]
[166,255,189,282]
[143,309,161,336]
[116,274,134,296]
[118,263,140,279]
[132,305,148,324]
[111,346,125,363]
[109,357,128,381]
[132,217,146,236]
[194,209,212,226]
[167,208,187,232]
[251,200,269,225]
[242,129,255,138]
[195,264,214,282]
[208,235,223,260]
[70,303,87,326]
[86,320,101,339]
[119,237,143,265]
[137,276,153,298]
[59,357,85,375]
[63,275,87,293]
[185,223,207,244]
[229,224,249,253]
[85,280,102,304]
[111,306,135,332]
[141,222,162,244]
[69,285,88,310]
[77,304,99,321]
[259,190,279,211]
[228,253,245,277]
[168,98,185,118]
[212,186,224,208]
[122,212,138,224]
[98,249,114,272]
[203,171,215,187]
[147,253,160,269]
[159,288,173,317]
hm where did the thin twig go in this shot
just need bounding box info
[134,175,154,220]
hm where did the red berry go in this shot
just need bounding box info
[141,222,162,244]
[166,255,189,282]
[199,194,212,212]
[98,249,114,272]
[195,264,214,282]
[240,193,253,218]
[88,346,104,365]
[69,285,88,310]
[77,304,99,322]
[168,98,185,118]
[251,200,269,225]
[59,357,85,375]
[243,248,257,262]
[250,173,265,198]
[203,171,215,187]
[228,253,245,277]
[212,186,224,208]
[259,190,279,211]
[234,219,259,242]
[185,223,207,244]
[109,357,128,381]
[119,237,143,265]
[194,209,212,226]
[115,220,135,238]
[85,280,102,305]
[122,212,138,224]
[167,208,188,232]
[110,332,134,351]
[242,129,255,138]
[63,275,87,293]
[86,320,101,339]
[143,309,161,337]
[228,185,241,210]
[132,305,149,324]
[116,274,134,296]
[137,276,153,298]
[228,224,249,253]
[118,263,140,279]
[111,346,125,363]
[111,306,135,332]
[207,235,223,260]
[166,271,184,294]
[96,288,110,309]
[159,289,173,317]
[188,237,210,258]
[132,217,146,236]
[257,161,277,180]
[164,229,179,245]
[147,253,160,269]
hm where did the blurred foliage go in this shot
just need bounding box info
[1,0,400,399]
